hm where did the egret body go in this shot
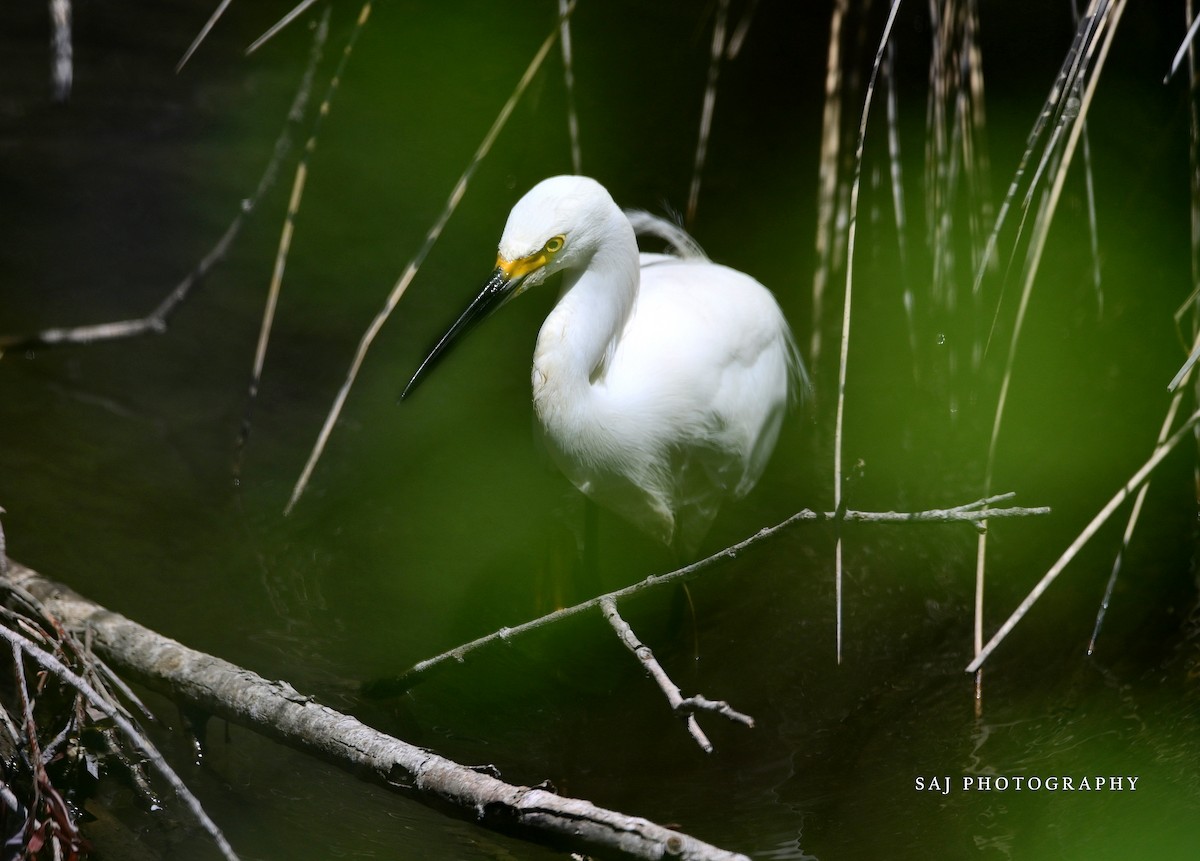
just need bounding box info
[404,176,804,556]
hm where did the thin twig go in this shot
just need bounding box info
[884,39,915,370]
[285,2,576,515]
[1166,5,1200,83]
[974,2,1106,343]
[246,0,322,56]
[725,0,760,59]
[1089,379,1190,653]
[176,0,235,72]
[967,408,1200,673]
[11,640,44,829]
[600,597,752,754]
[376,494,1049,693]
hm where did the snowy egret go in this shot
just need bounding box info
[403,176,804,556]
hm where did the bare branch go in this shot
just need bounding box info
[379,494,1049,693]
[237,4,335,467]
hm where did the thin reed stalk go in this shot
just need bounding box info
[811,0,850,370]
[558,0,582,174]
[286,3,575,514]
[686,0,731,227]
[835,0,905,663]
[972,0,1126,681]
[237,3,349,466]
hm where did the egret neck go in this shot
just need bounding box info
[531,203,638,456]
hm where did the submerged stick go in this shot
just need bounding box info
[1,561,747,861]
[377,494,1049,694]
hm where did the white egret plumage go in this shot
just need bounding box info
[403,176,805,556]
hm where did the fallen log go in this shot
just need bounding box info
[0,559,748,861]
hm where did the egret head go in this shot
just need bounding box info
[402,176,618,400]
[495,175,614,293]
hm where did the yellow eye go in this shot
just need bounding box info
[544,235,564,254]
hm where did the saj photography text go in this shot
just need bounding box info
[915,775,1141,795]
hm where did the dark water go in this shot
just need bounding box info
[2,1,1198,859]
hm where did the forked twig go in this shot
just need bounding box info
[600,598,752,753]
